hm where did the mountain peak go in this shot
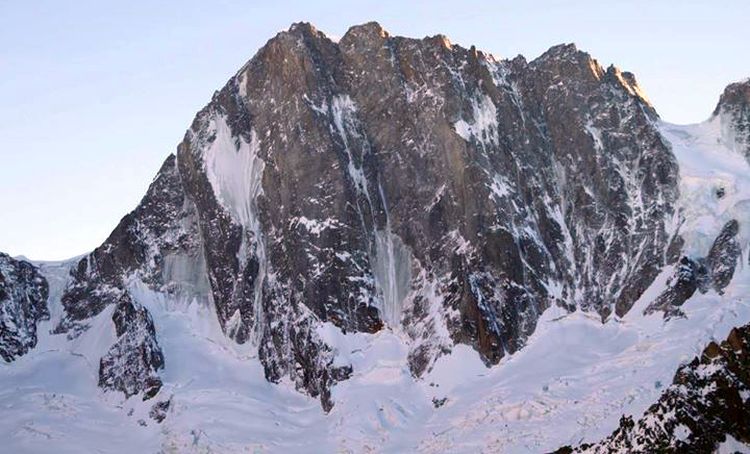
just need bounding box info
[713,78,750,116]
[8,21,750,453]
[288,21,317,34]
[342,21,389,41]
[605,64,653,108]
[534,42,597,68]
[713,78,750,160]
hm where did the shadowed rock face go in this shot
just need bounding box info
[644,256,703,317]
[714,79,750,162]
[99,293,164,400]
[557,323,750,454]
[55,22,681,410]
[0,253,49,362]
[707,219,741,293]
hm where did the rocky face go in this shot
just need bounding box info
[55,155,197,402]
[0,253,49,362]
[714,79,750,162]
[706,219,741,293]
[558,322,750,453]
[98,292,164,400]
[643,256,703,317]
[646,219,741,316]
[55,22,682,410]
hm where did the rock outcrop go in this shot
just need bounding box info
[646,219,741,316]
[98,293,164,400]
[0,253,49,362]
[706,219,742,293]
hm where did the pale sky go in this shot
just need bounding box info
[2,0,749,260]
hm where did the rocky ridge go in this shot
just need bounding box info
[714,79,750,162]
[645,219,742,317]
[0,253,49,362]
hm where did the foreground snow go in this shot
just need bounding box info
[2,260,747,453]
[1,117,749,453]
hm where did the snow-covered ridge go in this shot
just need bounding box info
[3,108,748,452]
[2,253,748,452]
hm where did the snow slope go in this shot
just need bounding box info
[1,116,749,453]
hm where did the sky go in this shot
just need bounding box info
[1,0,749,260]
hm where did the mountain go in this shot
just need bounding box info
[54,21,681,409]
[1,22,749,453]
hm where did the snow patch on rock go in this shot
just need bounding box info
[203,115,265,230]
[454,94,499,147]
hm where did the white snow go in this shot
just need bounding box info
[373,229,413,328]
[488,173,511,200]
[203,115,265,230]
[453,94,499,148]
[585,120,604,151]
[292,216,341,236]
[331,94,371,198]
[3,254,748,453]
[717,434,750,454]
[658,117,750,257]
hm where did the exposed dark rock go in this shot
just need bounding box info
[706,219,741,293]
[644,257,703,316]
[714,79,750,162]
[98,293,164,400]
[149,397,171,423]
[56,154,204,334]
[0,253,49,362]
[432,397,448,408]
[645,219,740,316]
[557,323,750,453]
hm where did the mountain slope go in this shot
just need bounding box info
[1,22,749,453]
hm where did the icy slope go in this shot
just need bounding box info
[658,117,750,258]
